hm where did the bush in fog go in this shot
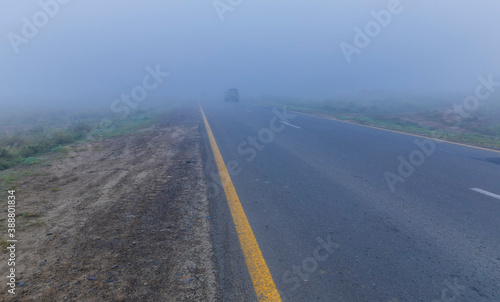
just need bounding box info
[0,147,17,170]
[0,121,94,170]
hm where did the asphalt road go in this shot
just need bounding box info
[199,101,500,302]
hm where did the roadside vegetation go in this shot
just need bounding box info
[258,96,500,150]
[0,122,92,170]
[0,104,173,242]
[0,105,170,173]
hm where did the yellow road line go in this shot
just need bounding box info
[199,105,282,302]
[294,111,500,154]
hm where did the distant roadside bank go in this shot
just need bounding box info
[254,96,500,150]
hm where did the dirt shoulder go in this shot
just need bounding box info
[0,108,220,301]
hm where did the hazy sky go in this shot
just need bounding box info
[1,0,500,105]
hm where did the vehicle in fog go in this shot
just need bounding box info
[224,88,239,102]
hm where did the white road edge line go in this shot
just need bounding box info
[280,121,301,129]
[470,188,500,200]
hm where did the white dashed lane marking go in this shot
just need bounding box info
[470,188,500,200]
[280,121,301,129]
